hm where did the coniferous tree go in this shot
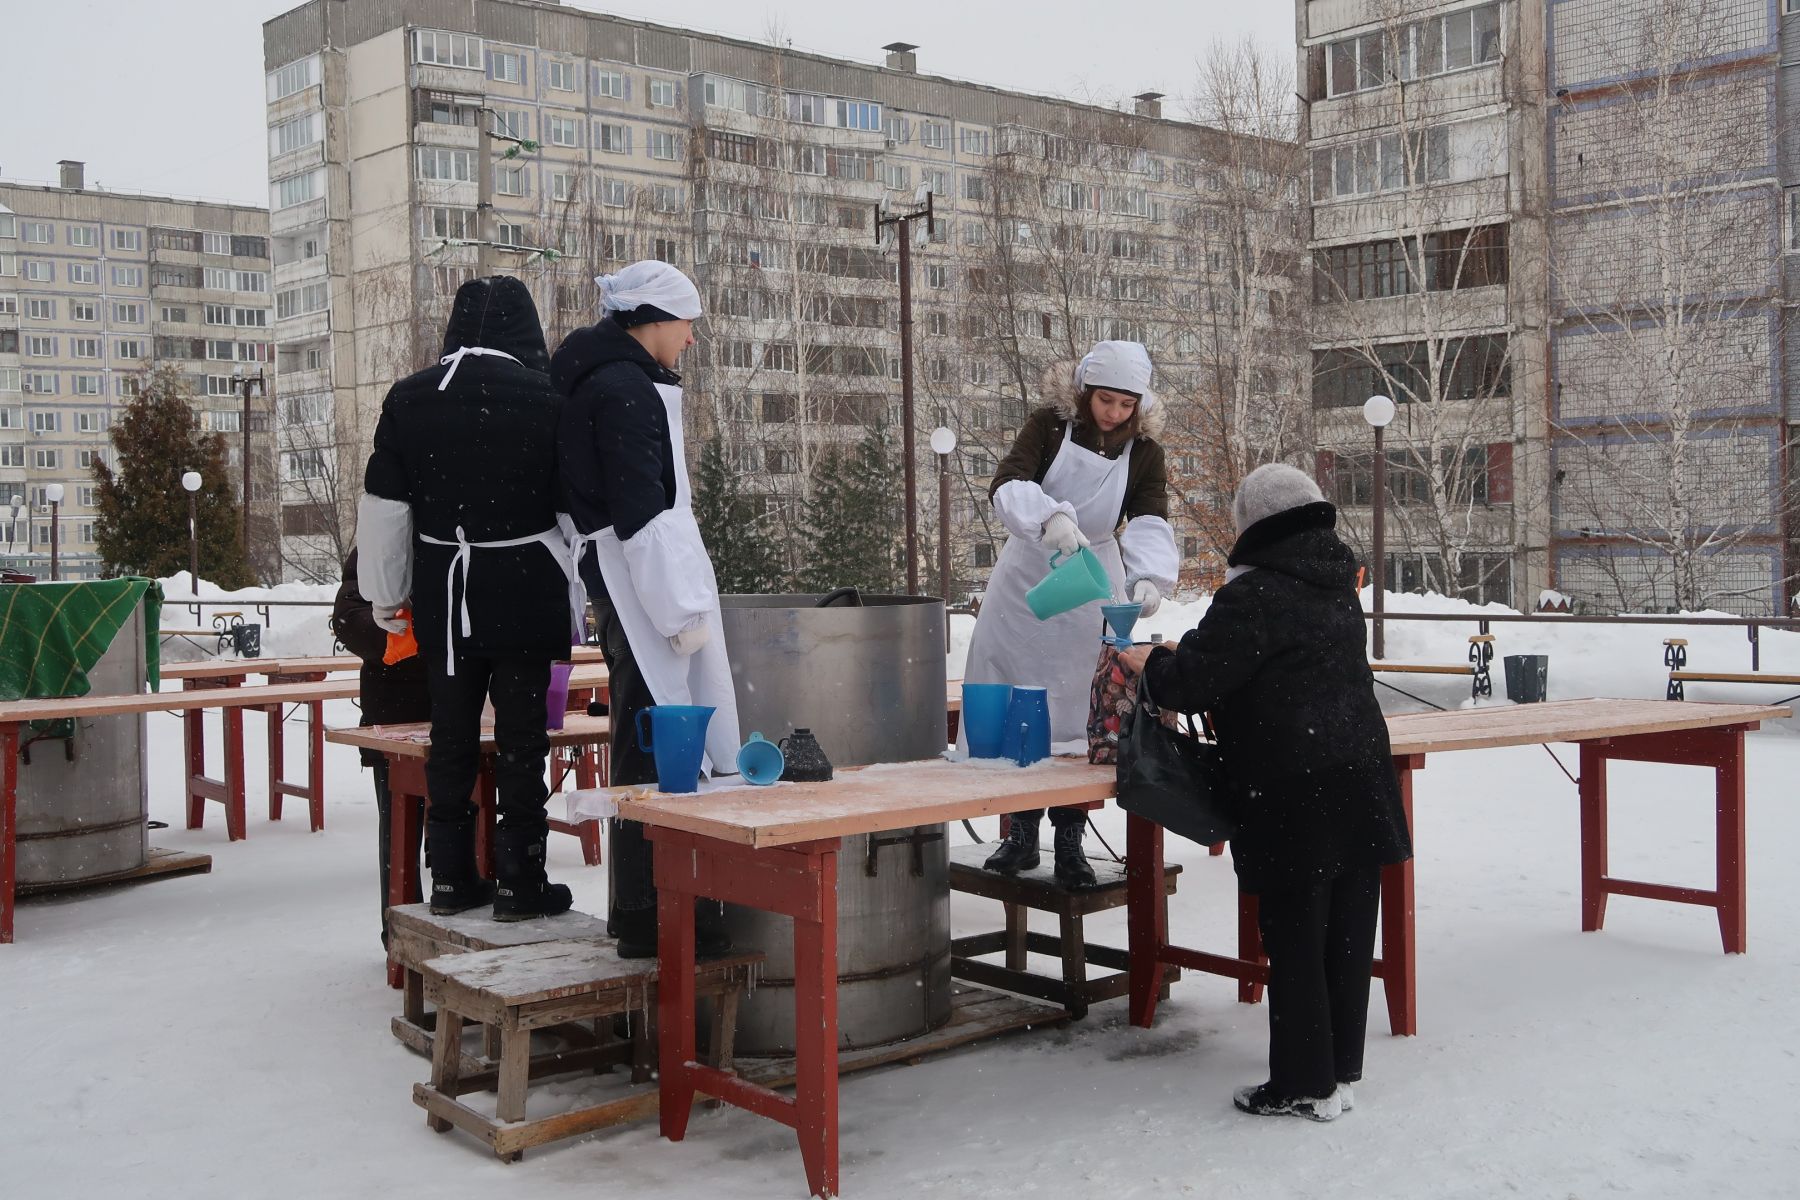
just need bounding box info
[692,431,787,594]
[92,365,253,587]
[795,421,903,594]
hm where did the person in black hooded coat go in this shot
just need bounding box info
[358,275,576,922]
[1119,463,1412,1122]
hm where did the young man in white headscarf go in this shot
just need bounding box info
[550,260,741,958]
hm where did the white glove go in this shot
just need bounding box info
[1041,512,1089,557]
[372,604,408,635]
[1131,579,1162,618]
[669,623,710,657]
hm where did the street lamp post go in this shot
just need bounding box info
[875,185,936,593]
[182,470,202,593]
[1363,395,1396,660]
[930,427,956,641]
[6,495,22,559]
[232,367,266,567]
[45,483,65,582]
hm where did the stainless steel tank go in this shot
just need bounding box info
[16,604,149,885]
[719,592,951,1053]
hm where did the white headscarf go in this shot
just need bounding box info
[1074,340,1156,412]
[595,260,703,321]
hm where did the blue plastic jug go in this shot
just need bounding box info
[1001,686,1052,766]
[635,704,715,794]
[961,683,1014,759]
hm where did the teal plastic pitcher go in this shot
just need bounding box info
[1026,546,1114,620]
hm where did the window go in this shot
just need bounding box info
[417,148,474,182]
[489,108,527,141]
[0,330,13,354]
[116,376,139,398]
[597,122,629,154]
[23,373,55,395]
[494,165,527,196]
[234,307,267,328]
[1312,224,1507,302]
[652,184,681,214]
[793,145,827,176]
[267,54,318,99]
[160,306,187,323]
[208,410,242,434]
[24,262,52,282]
[271,112,321,157]
[23,222,52,244]
[960,127,990,155]
[552,172,578,202]
[496,222,526,248]
[285,449,327,480]
[282,392,330,425]
[1311,335,1510,409]
[602,178,630,208]
[1310,126,1451,201]
[77,485,97,507]
[1788,188,1800,252]
[272,169,322,210]
[0,395,16,415]
[304,347,324,371]
[75,448,101,471]
[68,225,97,248]
[113,266,143,288]
[546,114,580,147]
[25,335,55,357]
[106,228,141,252]
[882,162,911,190]
[0,214,12,239]
[702,75,756,113]
[114,338,144,360]
[207,340,236,361]
[199,232,232,256]
[962,175,987,202]
[421,206,476,241]
[31,411,60,433]
[922,170,948,195]
[26,298,54,320]
[649,130,679,161]
[32,449,59,471]
[652,237,681,263]
[0,446,21,468]
[595,69,626,99]
[972,543,995,569]
[490,51,523,84]
[205,303,231,325]
[927,265,949,289]
[66,263,96,285]
[650,79,676,107]
[920,121,950,150]
[71,375,100,396]
[71,337,101,359]
[275,283,329,320]
[0,255,14,278]
[548,60,576,91]
[228,271,268,293]
[601,233,629,260]
[113,302,143,323]
[837,100,881,131]
[1325,3,1501,97]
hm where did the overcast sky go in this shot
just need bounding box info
[0,1,1295,207]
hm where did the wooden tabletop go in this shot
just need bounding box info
[325,713,611,758]
[1384,698,1788,756]
[616,757,1116,849]
[612,698,1787,850]
[161,646,607,683]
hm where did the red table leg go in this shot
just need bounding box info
[1375,755,1421,1037]
[223,706,247,843]
[1126,810,1168,1028]
[307,700,326,831]
[2,722,19,944]
[266,704,285,822]
[1236,892,1264,1005]
[1715,727,1747,953]
[1579,742,1609,934]
[184,707,206,830]
[386,755,428,989]
[475,761,496,879]
[649,827,838,1198]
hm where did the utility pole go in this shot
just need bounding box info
[875,185,935,593]
[234,366,266,569]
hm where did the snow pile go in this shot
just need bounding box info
[155,573,340,662]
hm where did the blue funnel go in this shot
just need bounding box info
[1101,601,1144,644]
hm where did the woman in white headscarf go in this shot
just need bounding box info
[550,260,741,958]
[962,340,1180,888]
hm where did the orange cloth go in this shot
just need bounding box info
[382,608,419,666]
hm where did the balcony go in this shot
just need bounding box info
[414,122,478,150]
[274,255,329,289]
[274,310,330,343]
[412,64,486,93]
[269,142,326,176]
[271,197,328,236]
[266,85,322,126]
[277,367,331,397]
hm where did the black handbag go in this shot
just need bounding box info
[1115,676,1237,846]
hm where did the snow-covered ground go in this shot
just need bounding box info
[8,587,1800,1197]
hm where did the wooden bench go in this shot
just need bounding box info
[1371,633,1495,699]
[948,843,1181,1019]
[1662,638,1800,701]
[386,902,613,1072]
[417,938,763,1161]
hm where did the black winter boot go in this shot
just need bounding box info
[983,812,1041,874]
[492,827,573,922]
[1053,821,1098,890]
[613,901,735,960]
[426,817,492,916]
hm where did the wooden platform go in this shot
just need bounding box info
[15,846,212,897]
[738,982,1069,1090]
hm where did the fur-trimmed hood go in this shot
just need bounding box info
[1039,361,1166,438]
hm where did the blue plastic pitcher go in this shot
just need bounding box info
[1001,686,1052,766]
[635,705,715,794]
[736,732,785,786]
[961,683,1014,759]
[1026,546,1114,620]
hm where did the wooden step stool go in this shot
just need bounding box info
[416,939,763,1161]
[387,903,613,1074]
[949,843,1181,1019]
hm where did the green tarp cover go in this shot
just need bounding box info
[0,577,163,702]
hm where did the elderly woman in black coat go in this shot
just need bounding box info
[1118,463,1412,1122]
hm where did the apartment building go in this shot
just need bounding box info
[0,162,277,580]
[262,0,1301,589]
[1298,0,1550,610]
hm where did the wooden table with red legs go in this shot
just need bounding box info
[1125,698,1788,1038]
[610,757,1118,1199]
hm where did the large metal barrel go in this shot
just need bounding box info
[16,604,149,885]
[719,593,950,1053]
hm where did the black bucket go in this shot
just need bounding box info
[232,622,263,658]
[1503,654,1548,704]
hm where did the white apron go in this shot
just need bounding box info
[962,425,1131,745]
[587,381,742,775]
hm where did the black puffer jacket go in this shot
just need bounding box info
[550,317,681,546]
[362,276,569,661]
[1143,502,1412,894]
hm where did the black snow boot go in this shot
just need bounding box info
[426,818,492,916]
[613,901,734,960]
[983,812,1041,874]
[1053,821,1098,890]
[492,827,573,922]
